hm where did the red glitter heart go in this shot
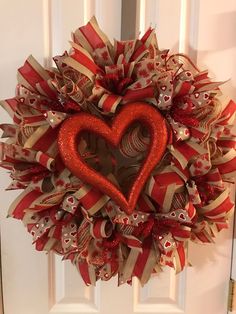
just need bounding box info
[58,102,167,214]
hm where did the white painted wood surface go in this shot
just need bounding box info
[0,1,235,313]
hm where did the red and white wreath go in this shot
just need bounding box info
[1,17,236,285]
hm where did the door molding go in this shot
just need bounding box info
[0,233,4,314]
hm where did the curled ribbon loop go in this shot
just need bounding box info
[90,219,113,239]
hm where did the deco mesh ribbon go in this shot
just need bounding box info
[1,16,236,286]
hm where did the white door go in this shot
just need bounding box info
[0,1,236,314]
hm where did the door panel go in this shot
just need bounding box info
[0,1,235,314]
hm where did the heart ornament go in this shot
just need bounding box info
[58,102,167,214]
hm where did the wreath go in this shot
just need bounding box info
[1,17,236,286]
